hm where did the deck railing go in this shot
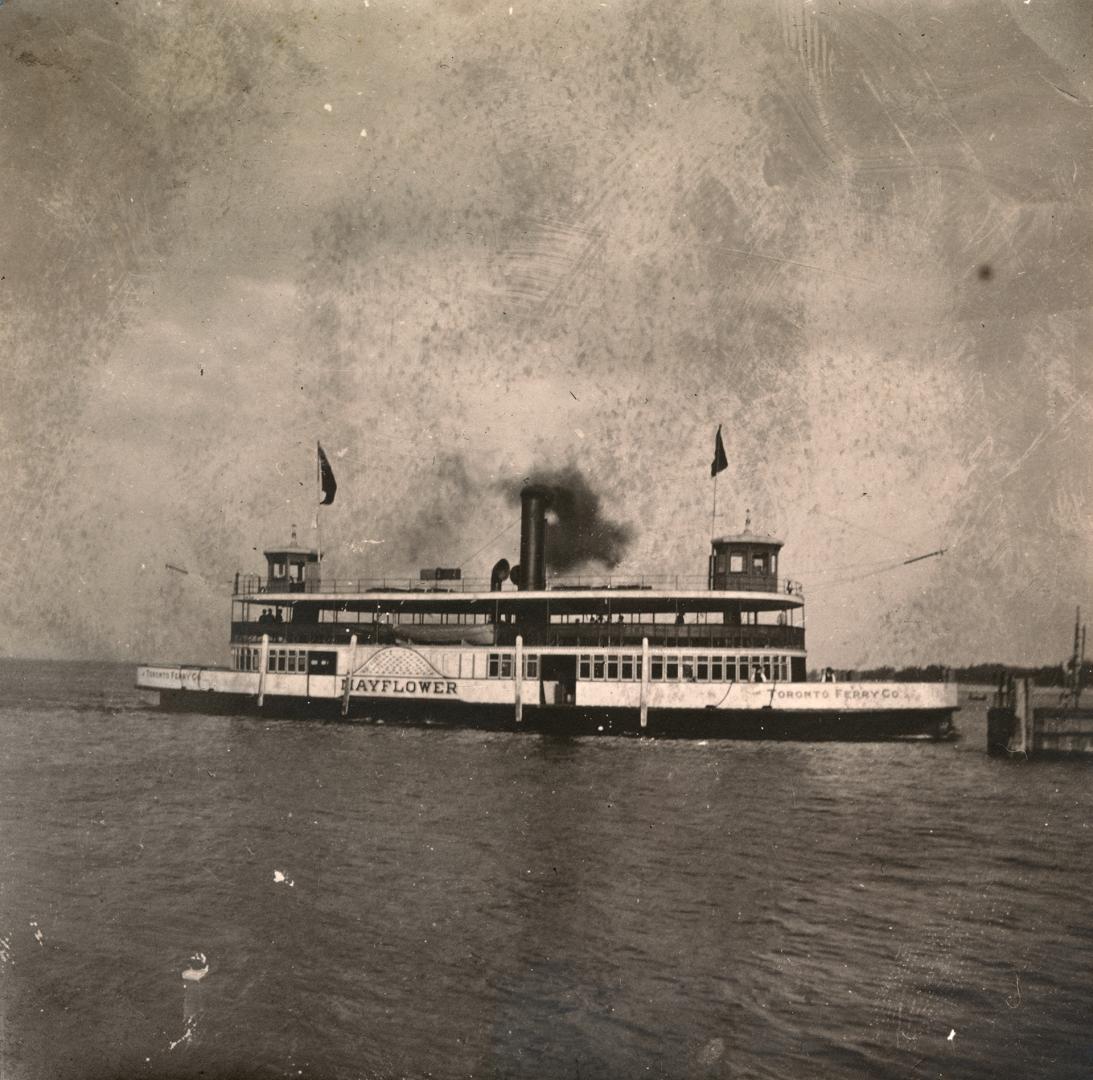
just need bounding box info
[230,620,805,650]
[234,573,803,598]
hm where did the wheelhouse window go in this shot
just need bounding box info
[729,554,744,573]
[752,553,767,575]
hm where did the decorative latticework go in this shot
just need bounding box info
[354,647,442,679]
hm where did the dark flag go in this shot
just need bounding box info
[711,425,728,477]
[318,443,337,505]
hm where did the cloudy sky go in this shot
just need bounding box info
[2,0,1090,668]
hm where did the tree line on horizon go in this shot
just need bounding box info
[811,662,1093,686]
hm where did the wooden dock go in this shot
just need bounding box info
[987,678,1093,758]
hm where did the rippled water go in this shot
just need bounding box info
[1,660,1090,1079]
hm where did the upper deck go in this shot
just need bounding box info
[234,571,803,608]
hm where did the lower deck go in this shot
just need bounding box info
[137,637,958,739]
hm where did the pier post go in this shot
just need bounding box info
[342,634,358,717]
[257,633,270,708]
[640,637,650,729]
[515,635,523,724]
[1015,677,1031,755]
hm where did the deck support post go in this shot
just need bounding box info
[342,634,358,717]
[257,633,270,708]
[515,635,523,723]
[640,636,650,729]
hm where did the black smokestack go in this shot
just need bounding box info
[504,465,633,578]
[518,486,550,591]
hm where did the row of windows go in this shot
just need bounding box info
[580,653,791,682]
[486,653,539,679]
[233,647,308,672]
[715,553,777,575]
[268,648,308,672]
[481,651,793,682]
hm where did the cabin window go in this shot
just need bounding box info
[635,657,643,681]
[681,656,694,681]
[488,653,499,678]
[593,657,605,680]
[730,554,744,573]
[762,656,773,681]
[697,656,708,680]
[578,655,591,680]
[666,656,679,680]
[710,656,722,681]
[607,656,619,680]
[651,656,663,680]
[523,654,539,679]
[500,655,513,679]
[621,656,633,680]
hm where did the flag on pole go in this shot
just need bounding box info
[318,443,337,505]
[710,425,728,477]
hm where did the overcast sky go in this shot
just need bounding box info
[2,0,1090,668]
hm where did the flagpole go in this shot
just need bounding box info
[711,473,717,540]
[315,441,323,571]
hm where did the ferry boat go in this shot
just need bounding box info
[136,485,958,739]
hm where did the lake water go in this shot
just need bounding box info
[1,660,1090,1079]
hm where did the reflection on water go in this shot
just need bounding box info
[0,663,1091,1079]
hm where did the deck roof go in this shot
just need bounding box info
[236,586,803,615]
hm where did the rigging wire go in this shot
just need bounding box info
[806,506,946,557]
[804,548,947,594]
[455,518,520,571]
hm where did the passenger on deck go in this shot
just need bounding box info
[752,665,766,682]
[274,610,284,623]
[675,613,685,625]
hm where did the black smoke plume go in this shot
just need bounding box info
[503,465,633,573]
